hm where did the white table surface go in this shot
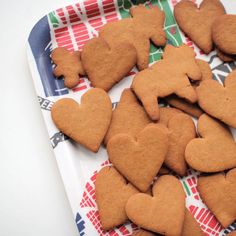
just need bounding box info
[0,0,81,235]
[2,1,236,236]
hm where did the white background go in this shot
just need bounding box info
[0,0,80,235]
[1,1,236,236]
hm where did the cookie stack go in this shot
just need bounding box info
[49,0,236,235]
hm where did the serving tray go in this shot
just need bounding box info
[27,0,236,235]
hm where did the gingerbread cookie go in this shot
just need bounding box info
[197,168,236,228]
[217,49,236,62]
[132,44,201,120]
[157,107,181,125]
[132,229,156,236]
[95,166,138,230]
[81,37,136,91]
[153,107,195,176]
[228,232,236,236]
[99,4,166,70]
[158,166,171,175]
[104,89,151,145]
[166,95,203,118]
[185,114,236,172]
[166,59,212,117]
[174,0,225,53]
[197,70,236,128]
[212,15,236,55]
[126,175,185,235]
[163,113,196,176]
[51,88,112,152]
[107,125,168,192]
[182,209,204,236]
[195,59,213,83]
[51,47,85,89]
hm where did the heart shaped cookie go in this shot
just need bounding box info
[182,209,204,236]
[95,166,138,230]
[132,229,156,236]
[81,37,136,91]
[212,15,236,55]
[51,88,112,152]
[197,68,236,128]
[99,5,166,71]
[174,0,225,53]
[197,168,236,227]
[156,107,196,176]
[164,113,196,176]
[107,125,168,192]
[185,114,236,172]
[125,175,185,235]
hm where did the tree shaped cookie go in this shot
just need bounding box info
[185,114,236,172]
[197,168,236,228]
[126,175,185,235]
[197,69,236,128]
[51,47,85,89]
[174,0,225,53]
[99,4,166,70]
[51,88,112,152]
[104,89,151,145]
[95,166,138,230]
[132,44,201,120]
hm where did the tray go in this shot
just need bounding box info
[27,0,236,235]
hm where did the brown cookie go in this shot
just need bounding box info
[51,88,112,152]
[51,47,85,89]
[182,209,204,236]
[158,166,171,175]
[107,125,169,192]
[104,89,151,145]
[166,95,203,118]
[195,59,213,83]
[158,107,182,125]
[217,49,236,62]
[197,168,236,228]
[197,69,236,128]
[185,114,236,172]
[95,166,138,230]
[228,232,236,236]
[152,107,195,176]
[163,113,196,176]
[174,0,225,53]
[81,37,136,91]
[99,5,166,70]
[126,175,185,235]
[212,15,236,55]
[132,44,201,120]
[166,59,212,118]
[132,229,156,236]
